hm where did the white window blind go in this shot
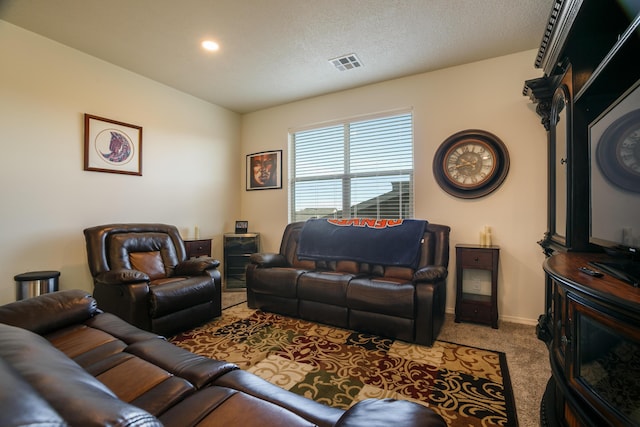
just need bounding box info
[290,112,413,222]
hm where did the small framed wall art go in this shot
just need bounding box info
[84,114,142,176]
[246,150,282,190]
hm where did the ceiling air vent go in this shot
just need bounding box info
[329,53,362,71]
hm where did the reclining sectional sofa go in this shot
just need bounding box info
[247,220,450,346]
[0,290,446,427]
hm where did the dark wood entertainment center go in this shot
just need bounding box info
[523,1,640,425]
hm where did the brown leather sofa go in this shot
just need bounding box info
[84,223,222,336]
[247,221,450,346]
[0,290,446,427]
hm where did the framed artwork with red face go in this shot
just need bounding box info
[246,150,282,190]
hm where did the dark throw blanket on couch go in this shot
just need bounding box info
[297,218,427,267]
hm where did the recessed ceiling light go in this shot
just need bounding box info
[201,40,220,52]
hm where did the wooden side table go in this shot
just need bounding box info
[184,238,212,258]
[455,244,500,328]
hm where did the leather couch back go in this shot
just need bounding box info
[279,221,450,275]
[0,290,98,335]
[109,232,181,279]
[84,223,188,277]
[0,323,162,427]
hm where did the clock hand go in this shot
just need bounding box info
[456,158,477,169]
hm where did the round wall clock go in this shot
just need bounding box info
[433,129,510,199]
[596,109,640,193]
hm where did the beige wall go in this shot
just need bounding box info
[240,50,548,324]
[0,21,241,304]
[1,19,549,324]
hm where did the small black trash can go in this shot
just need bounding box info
[14,270,60,300]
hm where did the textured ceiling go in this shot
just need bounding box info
[0,0,553,113]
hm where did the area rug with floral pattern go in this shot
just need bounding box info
[169,303,518,427]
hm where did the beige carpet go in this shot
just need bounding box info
[221,290,549,427]
[439,313,549,427]
[221,288,247,309]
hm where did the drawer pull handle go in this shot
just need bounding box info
[474,257,479,262]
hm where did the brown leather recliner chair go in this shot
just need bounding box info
[83,223,221,336]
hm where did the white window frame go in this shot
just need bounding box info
[289,110,414,222]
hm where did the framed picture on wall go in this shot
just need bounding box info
[84,114,142,176]
[246,150,282,190]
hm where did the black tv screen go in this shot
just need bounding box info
[588,78,640,257]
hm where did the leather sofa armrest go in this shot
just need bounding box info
[413,266,448,283]
[0,290,98,335]
[336,398,446,427]
[126,339,238,388]
[175,258,221,276]
[95,269,150,285]
[249,253,288,268]
[213,369,343,425]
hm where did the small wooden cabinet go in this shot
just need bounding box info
[184,238,212,258]
[455,244,499,328]
[543,252,640,427]
[223,233,259,289]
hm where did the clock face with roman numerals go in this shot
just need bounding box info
[596,109,640,193]
[433,130,510,199]
[443,139,498,188]
[619,133,640,174]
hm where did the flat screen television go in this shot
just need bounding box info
[588,78,640,286]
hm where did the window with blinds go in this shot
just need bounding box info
[290,112,413,222]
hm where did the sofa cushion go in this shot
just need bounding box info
[159,386,317,427]
[337,260,359,274]
[130,376,196,417]
[43,311,235,417]
[298,271,356,306]
[347,277,415,318]
[130,251,166,280]
[125,338,238,389]
[96,354,174,400]
[292,254,316,269]
[384,266,414,281]
[109,232,179,276]
[84,311,163,343]
[46,323,126,360]
[149,276,215,317]
[249,267,305,298]
[213,369,343,427]
[0,323,161,427]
